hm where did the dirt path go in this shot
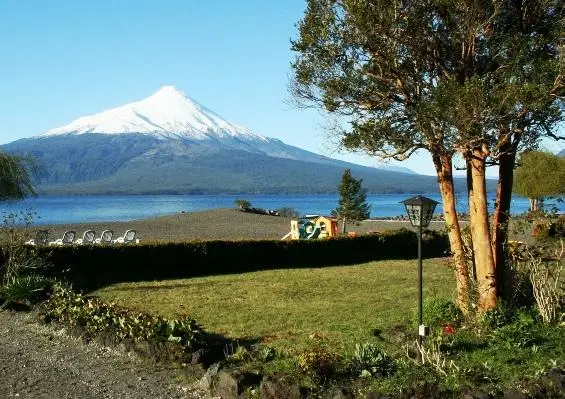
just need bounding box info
[0,310,206,399]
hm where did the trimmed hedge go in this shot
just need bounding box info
[38,228,449,290]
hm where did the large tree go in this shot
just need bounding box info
[513,151,565,211]
[332,168,370,233]
[291,0,563,311]
[0,151,36,201]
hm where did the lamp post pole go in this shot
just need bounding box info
[400,195,439,364]
[417,223,423,355]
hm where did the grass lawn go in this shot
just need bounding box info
[94,258,454,351]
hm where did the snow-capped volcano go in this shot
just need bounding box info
[43,86,266,141]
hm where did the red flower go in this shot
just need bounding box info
[442,324,455,335]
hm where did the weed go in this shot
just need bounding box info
[297,346,342,378]
[349,342,395,377]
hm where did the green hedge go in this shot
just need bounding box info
[38,228,449,290]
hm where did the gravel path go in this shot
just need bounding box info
[0,310,206,399]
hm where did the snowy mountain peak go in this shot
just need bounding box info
[42,86,265,141]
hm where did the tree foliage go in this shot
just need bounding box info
[291,0,563,311]
[0,152,36,201]
[514,151,565,211]
[332,168,370,233]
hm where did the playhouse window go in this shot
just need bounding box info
[319,222,327,231]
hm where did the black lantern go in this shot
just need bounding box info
[400,195,439,362]
[401,195,438,228]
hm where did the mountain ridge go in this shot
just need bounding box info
[2,86,471,195]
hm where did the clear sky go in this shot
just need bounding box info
[0,1,562,177]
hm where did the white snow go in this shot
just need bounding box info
[42,86,269,142]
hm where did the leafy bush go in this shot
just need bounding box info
[553,215,565,237]
[0,210,54,308]
[531,220,551,240]
[349,342,395,377]
[234,199,251,210]
[492,312,542,349]
[40,285,204,351]
[297,346,342,378]
[423,296,462,328]
[481,300,515,329]
[277,207,300,218]
[0,275,54,306]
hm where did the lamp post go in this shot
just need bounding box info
[400,195,439,362]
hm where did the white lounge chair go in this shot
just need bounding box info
[94,230,114,244]
[75,230,96,245]
[112,229,138,244]
[25,230,49,246]
[48,230,76,246]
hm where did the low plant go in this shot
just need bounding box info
[259,345,275,362]
[0,210,54,308]
[297,346,342,378]
[492,311,543,349]
[422,296,462,328]
[223,342,250,363]
[524,241,563,324]
[349,342,395,377]
[40,285,204,351]
[481,300,516,329]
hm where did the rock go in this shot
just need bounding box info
[366,393,391,399]
[328,387,355,399]
[211,370,262,399]
[214,370,243,399]
[259,377,302,399]
[198,362,220,392]
[460,391,493,399]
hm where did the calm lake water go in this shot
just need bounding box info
[1,194,562,225]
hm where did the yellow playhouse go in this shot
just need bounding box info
[282,215,339,240]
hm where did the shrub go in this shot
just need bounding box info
[422,296,462,328]
[40,285,204,351]
[297,346,342,378]
[492,312,542,349]
[481,300,515,329]
[531,219,551,240]
[0,275,54,307]
[553,215,565,237]
[277,207,300,218]
[0,210,54,308]
[39,230,450,290]
[349,342,395,377]
[234,199,251,210]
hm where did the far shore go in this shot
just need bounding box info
[35,208,449,243]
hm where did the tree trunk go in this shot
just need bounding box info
[529,198,538,212]
[468,147,497,311]
[432,153,469,311]
[491,148,516,300]
[341,217,347,234]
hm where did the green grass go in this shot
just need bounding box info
[94,258,454,351]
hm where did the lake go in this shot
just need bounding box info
[1,194,562,225]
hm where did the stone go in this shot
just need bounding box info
[259,377,301,399]
[214,370,243,399]
[198,362,220,392]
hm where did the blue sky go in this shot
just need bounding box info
[0,1,562,177]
